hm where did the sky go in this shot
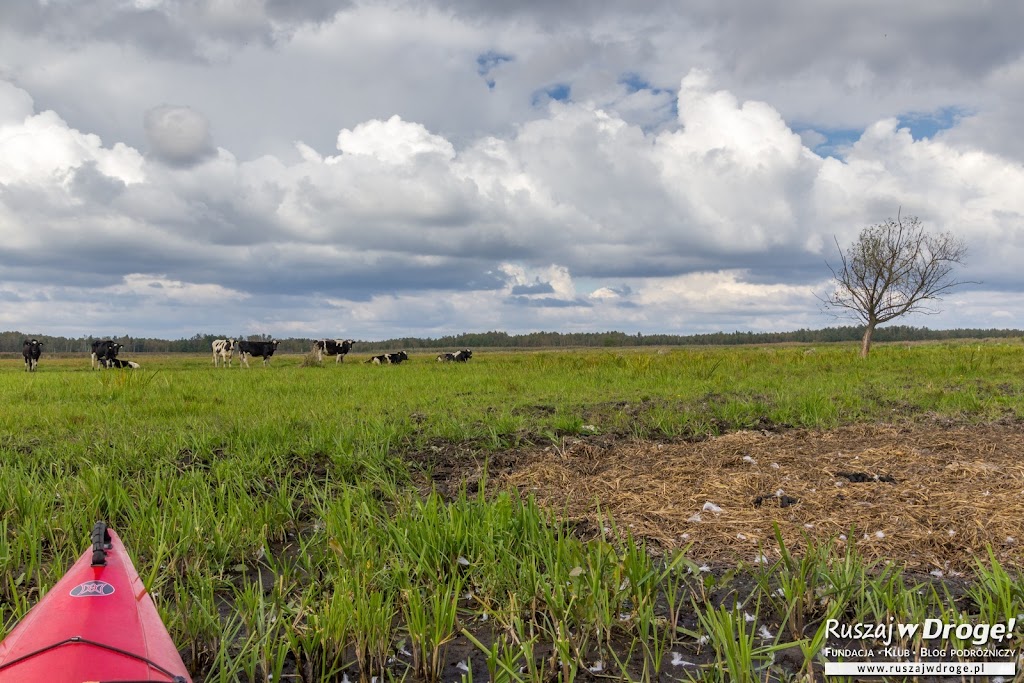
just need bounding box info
[1,0,1022,341]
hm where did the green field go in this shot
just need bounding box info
[2,341,1022,681]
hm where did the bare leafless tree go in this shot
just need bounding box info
[820,213,972,357]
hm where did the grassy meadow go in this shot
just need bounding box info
[1,341,1023,681]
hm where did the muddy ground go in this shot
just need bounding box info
[413,420,1024,573]
[207,421,1024,682]
[400,421,1024,682]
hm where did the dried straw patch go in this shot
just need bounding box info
[498,423,1024,572]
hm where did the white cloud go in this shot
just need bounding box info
[589,287,622,300]
[0,97,145,187]
[107,274,246,304]
[2,7,1024,340]
[335,115,455,164]
[500,263,576,299]
[636,270,816,311]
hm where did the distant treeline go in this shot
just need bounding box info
[2,326,1022,354]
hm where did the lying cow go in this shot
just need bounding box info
[23,339,43,372]
[238,340,280,367]
[101,357,140,369]
[436,349,472,363]
[313,339,355,363]
[212,339,235,367]
[91,340,123,369]
[367,350,409,365]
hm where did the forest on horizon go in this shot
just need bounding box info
[2,325,1021,355]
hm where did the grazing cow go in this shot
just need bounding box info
[436,349,472,363]
[212,339,236,367]
[102,357,140,369]
[22,339,43,372]
[237,340,280,367]
[313,339,355,363]
[367,350,409,365]
[91,340,123,369]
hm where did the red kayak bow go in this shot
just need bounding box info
[0,522,191,682]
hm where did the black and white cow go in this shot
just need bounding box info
[436,349,472,363]
[367,350,409,365]
[237,340,280,367]
[102,357,140,369]
[91,340,123,369]
[22,339,43,372]
[313,339,355,363]
[212,339,235,367]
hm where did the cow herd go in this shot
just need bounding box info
[17,337,473,372]
[210,339,472,367]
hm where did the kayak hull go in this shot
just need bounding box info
[0,526,191,682]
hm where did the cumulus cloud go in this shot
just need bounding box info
[144,105,216,167]
[0,97,145,188]
[2,51,1024,338]
[336,115,456,164]
[108,273,246,304]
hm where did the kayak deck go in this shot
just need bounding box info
[0,523,191,682]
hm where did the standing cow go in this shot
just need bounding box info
[313,339,355,363]
[237,340,280,367]
[91,340,123,369]
[22,339,43,372]
[212,339,236,367]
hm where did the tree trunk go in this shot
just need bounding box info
[860,322,876,358]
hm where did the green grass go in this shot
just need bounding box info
[1,340,1023,681]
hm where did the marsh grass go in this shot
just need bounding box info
[2,341,1023,679]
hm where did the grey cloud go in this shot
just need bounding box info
[423,0,679,26]
[663,1,1024,84]
[0,1,199,60]
[508,296,592,308]
[71,162,127,203]
[264,0,353,25]
[5,0,1021,164]
[510,281,555,295]
[0,231,510,300]
[1,0,353,60]
[144,105,216,167]
[95,8,201,62]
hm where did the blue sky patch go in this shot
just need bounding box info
[620,72,651,93]
[476,51,513,89]
[531,83,571,106]
[618,72,678,125]
[897,106,969,141]
[798,127,864,159]
[798,105,969,159]
[619,72,670,96]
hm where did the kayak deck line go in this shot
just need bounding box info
[0,635,188,682]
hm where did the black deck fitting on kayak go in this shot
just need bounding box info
[91,521,112,567]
